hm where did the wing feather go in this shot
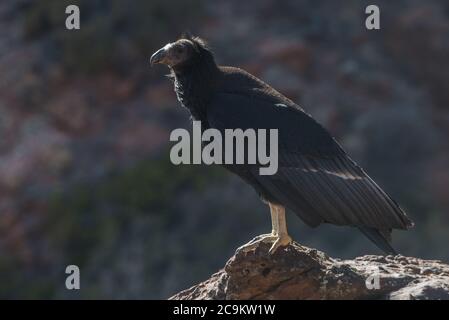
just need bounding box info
[207,92,414,231]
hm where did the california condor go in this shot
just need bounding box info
[150,35,414,255]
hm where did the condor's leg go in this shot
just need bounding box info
[236,202,280,253]
[268,204,292,254]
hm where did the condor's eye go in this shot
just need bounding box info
[175,47,184,54]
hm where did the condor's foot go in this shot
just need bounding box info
[269,234,292,254]
[236,233,277,253]
[237,203,293,254]
[247,233,279,245]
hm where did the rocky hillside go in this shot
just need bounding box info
[171,241,449,300]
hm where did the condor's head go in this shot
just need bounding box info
[150,35,217,73]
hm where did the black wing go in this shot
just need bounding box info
[207,92,414,232]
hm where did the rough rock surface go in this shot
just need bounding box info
[170,241,449,300]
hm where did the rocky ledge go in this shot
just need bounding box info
[170,241,449,300]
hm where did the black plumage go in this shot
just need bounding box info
[150,35,414,254]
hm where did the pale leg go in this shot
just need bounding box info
[236,203,292,254]
[268,204,292,254]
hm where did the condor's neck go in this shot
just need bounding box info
[172,61,220,122]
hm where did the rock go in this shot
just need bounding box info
[388,279,449,300]
[169,241,449,300]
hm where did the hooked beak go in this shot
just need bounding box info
[150,47,167,66]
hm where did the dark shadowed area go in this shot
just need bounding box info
[0,0,448,299]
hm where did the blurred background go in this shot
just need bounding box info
[0,0,448,299]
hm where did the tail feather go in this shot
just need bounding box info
[358,226,397,255]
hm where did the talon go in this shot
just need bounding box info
[236,234,277,253]
[237,203,294,255]
[269,234,292,254]
[247,233,276,245]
